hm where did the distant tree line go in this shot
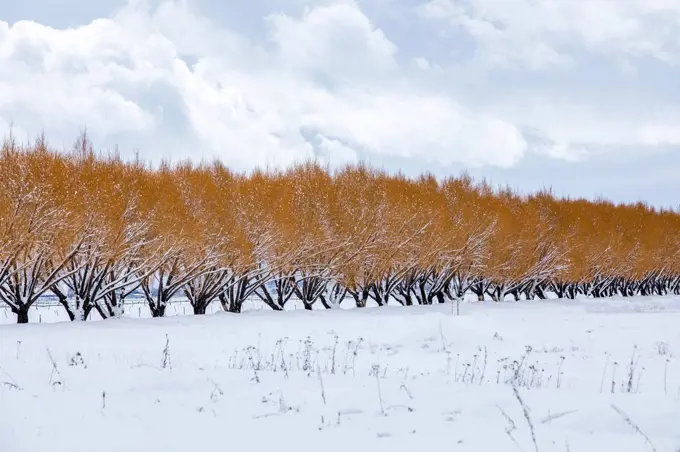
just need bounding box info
[1,131,679,323]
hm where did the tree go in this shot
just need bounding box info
[0,139,86,322]
[3,130,680,323]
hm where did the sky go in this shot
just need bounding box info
[1,0,679,207]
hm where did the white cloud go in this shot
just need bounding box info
[0,0,527,169]
[315,135,358,167]
[490,95,680,154]
[416,0,680,161]
[0,0,679,174]
[266,1,398,78]
[0,14,162,145]
[418,0,680,69]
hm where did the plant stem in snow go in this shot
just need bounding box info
[512,384,540,452]
[317,364,327,406]
[497,406,523,452]
[480,347,488,385]
[400,381,413,400]
[351,338,363,377]
[610,405,658,452]
[0,366,22,391]
[439,320,448,353]
[161,334,171,370]
[330,334,339,375]
[249,356,260,383]
[611,362,618,394]
[46,347,64,388]
[373,365,386,416]
[556,356,565,389]
[626,346,638,393]
[599,354,609,394]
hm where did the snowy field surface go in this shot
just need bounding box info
[2,297,680,452]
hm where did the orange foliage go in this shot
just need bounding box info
[1,132,679,322]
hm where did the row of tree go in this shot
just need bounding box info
[1,133,679,323]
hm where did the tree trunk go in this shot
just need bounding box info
[83,303,94,321]
[352,288,369,308]
[193,301,208,315]
[491,284,505,302]
[269,301,284,311]
[470,282,485,301]
[220,293,243,313]
[418,282,428,305]
[489,289,499,302]
[566,285,576,299]
[56,295,77,321]
[656,282,665,296]
[535,285,547,300]
[94,303,109,320]
[373,292,385,307]
[15,305,29,324]
[151,304,166,318]
[319,295,331,309]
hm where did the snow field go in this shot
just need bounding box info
[1,297,680,451]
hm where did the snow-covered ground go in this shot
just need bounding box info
[1,297,680,452]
